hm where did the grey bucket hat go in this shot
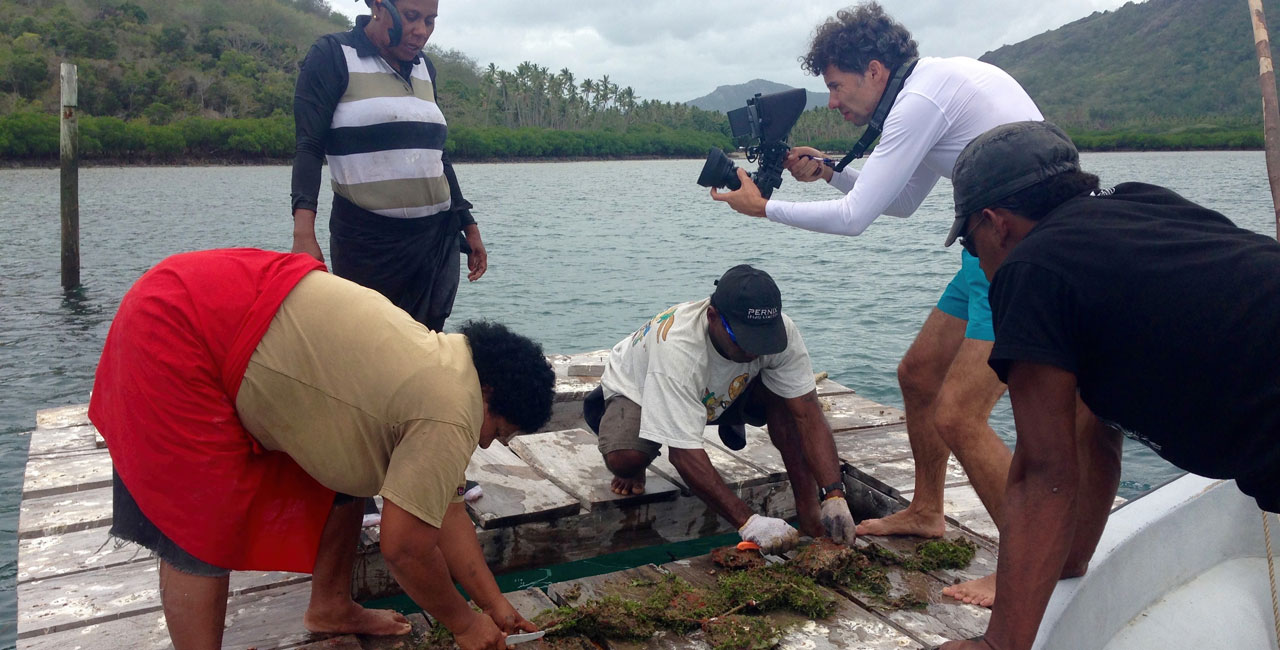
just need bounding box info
[945,121,1080,247]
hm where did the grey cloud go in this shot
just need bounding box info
[335,0,1134,102]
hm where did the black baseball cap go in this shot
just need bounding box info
[710,265,787,356]
[945,121,1080,247]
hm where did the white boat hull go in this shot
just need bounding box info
[1032,474,1278,650]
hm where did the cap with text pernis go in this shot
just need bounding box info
[945,121,1080,247]
[710,265,787,356]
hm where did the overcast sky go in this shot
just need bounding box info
[332,1,1137,103]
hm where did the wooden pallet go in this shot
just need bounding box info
[17,351,1020,650]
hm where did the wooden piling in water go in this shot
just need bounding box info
[59,62,79,289]
[1247,0,1280,238]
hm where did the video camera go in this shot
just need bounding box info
[697,88,808,199]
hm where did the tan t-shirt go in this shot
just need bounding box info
[236,271,481,528]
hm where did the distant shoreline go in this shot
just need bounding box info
[0,146,1267,169]
[0,153,706,169]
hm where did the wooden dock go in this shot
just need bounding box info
[15,351,1006,649]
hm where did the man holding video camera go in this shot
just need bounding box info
[710,2,1041,607]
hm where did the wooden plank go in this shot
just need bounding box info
[660,553,922,650]
[821,394,906,432]
[35,404,90,430]
[814,378,855,398]
[832,425,911,465]
[17,609,173,650]
[843,454,970,501]
[647,442,772,492]
[465,444,580,529]
[17,559,308,639]
[18,580,324,650]
[548,350,609,379]
[503,586,557,619]
[17,527,149,584]
[19,485,112,540]
[508,429,679,510]
[23,449,113,499]
[702,424,787,481]
[24,425,102,458]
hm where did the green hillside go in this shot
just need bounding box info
[0,0,731,160]
[7,0,1280,160]
[0,0,350,121]
[982,0,1279,131]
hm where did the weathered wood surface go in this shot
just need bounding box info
[17,527,148,582]
[35,404,90,430]
[647,436,772,492]
[23,449,112,498]
[24,425,102,457]
[20,580,320,650]
[508,429,680,510]
[19,368,1008,650]
[465,443,581,529]
[18,486,112,539]
[17,558,307,639]
[822,393,906,432]
[702,424,787,481]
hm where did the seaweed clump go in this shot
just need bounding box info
[531,566,833,650]
[785,536,976,609]
[788,538,891,596]
[909,538,977,572]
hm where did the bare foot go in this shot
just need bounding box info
[610,475,646,495]
[304,599,412,636]
[942,573,997,608]
[854,507,945,538]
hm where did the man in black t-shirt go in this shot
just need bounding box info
[935,121,1280,650]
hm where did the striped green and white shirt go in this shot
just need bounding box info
[291,16,473,223]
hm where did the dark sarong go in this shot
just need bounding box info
[330,194,462,332]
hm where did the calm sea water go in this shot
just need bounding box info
[1,151,1274,646]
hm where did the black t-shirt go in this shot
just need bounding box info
[988,182,1280,480]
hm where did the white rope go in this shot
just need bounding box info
[1263,509,1280,649]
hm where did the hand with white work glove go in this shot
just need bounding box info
[738,514,800,554]
[820,496,856,545]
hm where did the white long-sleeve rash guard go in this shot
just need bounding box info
[764,57,1043,237]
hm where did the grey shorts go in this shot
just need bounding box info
[596,395,662,461]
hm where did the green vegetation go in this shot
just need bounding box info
[982,0,1280,135]
[528,570,832,650]
[4,0,1277,162]
[0,0,731,162]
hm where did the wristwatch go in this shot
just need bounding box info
[819,480,845,501]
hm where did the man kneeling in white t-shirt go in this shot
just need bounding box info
[582,265,856,553]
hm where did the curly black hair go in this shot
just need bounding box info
[458,320,555,433]
[802,2,919,76]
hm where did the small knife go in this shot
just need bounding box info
[505,630,546,645]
